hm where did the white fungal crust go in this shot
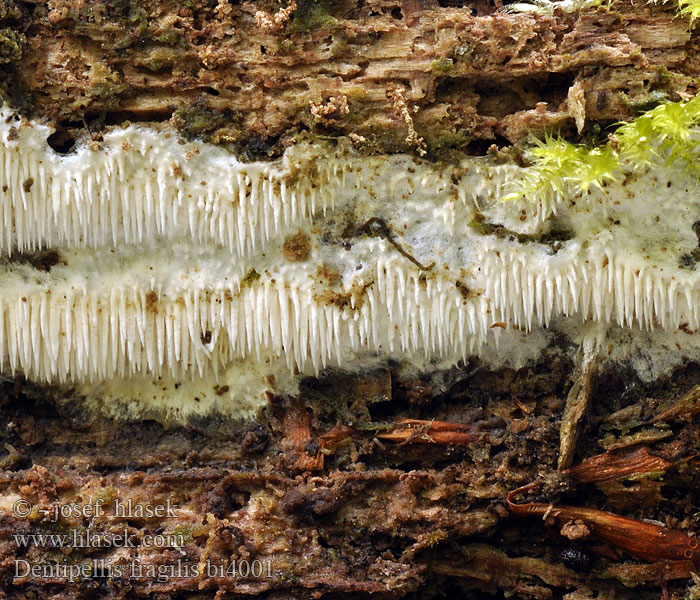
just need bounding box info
[0,109,347,257]
[1,107,700,419]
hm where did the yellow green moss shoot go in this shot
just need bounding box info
[676,0,700,22]
[503,95,700,203]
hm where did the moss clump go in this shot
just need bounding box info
[503,136,620,203]
[621,90,669,114]
[469,213,499,236]
[431,58,454,73]
[136,48,175,73]
[431,129,474,152]
[172,98,240,144]
[290,0,339,31]
[0,27,23,63]
[144,59,165,72]
[171,525,194,545]
[675,0,700,23]
[0,0,25,23]
[277,39,296,54]
[154,29,181,45]
[78,63,129,112]
[504,95,700,204]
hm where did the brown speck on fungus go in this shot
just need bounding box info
[283,231,311,262]
[145,290,158,314]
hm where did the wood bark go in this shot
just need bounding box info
[1,0,698,155]
[1,2,700,599]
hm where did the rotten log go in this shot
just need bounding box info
[1,2,700,600]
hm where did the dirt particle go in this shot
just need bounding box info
[242,268,261,285]
[241,424,269,455]
[560,519,590,540]
[22,177,33,193]
[283,231,311,262]
[317,264,340,286]
[145,290,158,314]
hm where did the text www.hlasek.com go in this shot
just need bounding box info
[12,499,273,583]
[14,528,183,549]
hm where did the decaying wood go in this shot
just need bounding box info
[558,333,601,470]
[508,481,700,566]
[0,352,700,598]
[653,382,700,423]
[565,445,674,483]
[0,0,699,156]
[376,418,479,445]
[2,2,700,599]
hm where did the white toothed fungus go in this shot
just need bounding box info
[2,100,700,420]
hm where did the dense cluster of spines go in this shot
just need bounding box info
[1,243,699,384]
[0,102,699,390]
[0,123,346,257]
[0,258,493,383]
[486,247,700,332]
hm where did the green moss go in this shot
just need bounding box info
[431,58,454,73]
[172,99,241,144]
[0,27,23,63]
[656,65,671,85]
[469,212,571,250]
[138,48,175,72]
[68,63,129,114]
[144,59,164,72]
[155,29,181,45]
[277,39,296,54]
[620,89,669,113]
[171,525,194,544]
[0,0,24,23]
[96,486,117,504]
[432,129,474,151]
[290,0,339,31]
[676,0,700,23]
[626,469,665,482]
[469,214,498,236]
[502,136,620,203]
[504,95,700,204]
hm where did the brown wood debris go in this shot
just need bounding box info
[558,334,601,470]
[508,481,700,567]
[1,351,700,598]
[0,0,697,156]
[377,418,479,445]
[565,445,673,483]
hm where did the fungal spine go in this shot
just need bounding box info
[1,101,700,419]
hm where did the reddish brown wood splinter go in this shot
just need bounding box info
[507,482,700,565]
